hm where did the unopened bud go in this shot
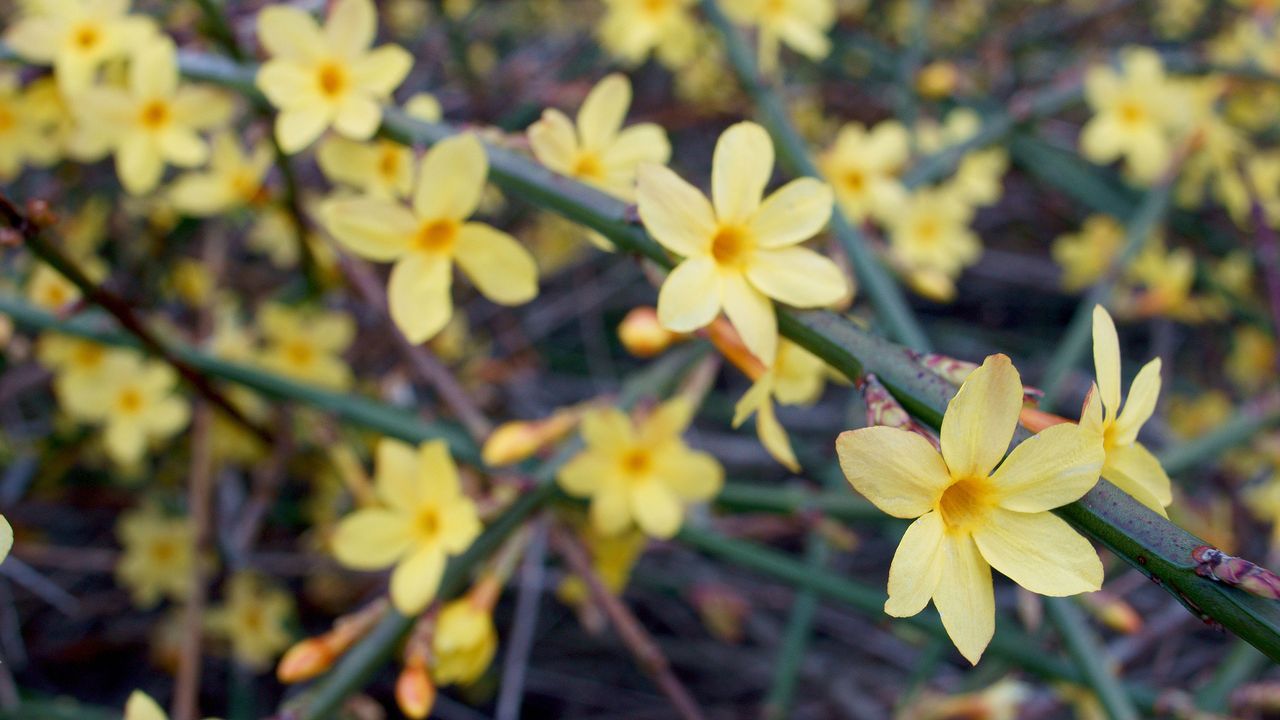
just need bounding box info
[704,317,767,379]
[618,306,680,357]
[395,659,437,719]
[1078,590,1142,634]
[916,61,959,99]
[482,407,582,466]
[276,637,337,684]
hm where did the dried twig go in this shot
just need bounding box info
[173,404,215,720]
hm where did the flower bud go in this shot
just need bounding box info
[618,306,680,357]
[395,659,437,719]
[916,61,960,99]
[482,407,582,466]
[1078,590,1142,634]
[276,638,336,684]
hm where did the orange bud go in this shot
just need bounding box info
[704,317,767,380]
[395,659,437,719]
[276,638,336,684]
[618,306,680,357]
[1019,406,1071,433]
[482,408,582,466]
[916,61,959,99]
[1078,590,1142,634]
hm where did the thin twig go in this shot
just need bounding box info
[549,524,709,720]
[495,518,548,720]
[173,404,215,720]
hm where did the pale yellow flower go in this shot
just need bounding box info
[597,0,700,68]
[206,572,294,669]
[117,506,196,607]
[317,137,415,199]
[332,439,483,614]
[885,188,981,279]
[722,0,835,73]
[256,303,355,391]
[1226,326,1276,393]
[837,354,1105,664]
[1051,215,1125,292]
[64,351,191,465]
[1080,47,1181,184]
[1079,306,1172,515]
[432,596,498,686]
[819,120,909,223]
[529,74,670,202]
[77,37,232,194]
[558,398,724,539]
[320,133,538,343]
[637,122,844,365]
[255,0,413,153]
[169,132,273,216]
[4,0,155,96]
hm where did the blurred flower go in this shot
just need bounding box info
[62,351,190,465]
[819,120,909,223]
[0,72,58,179]
[169,132,273,216]
[1167,390,1234,440]
[900,678,1031,720]
[1080,47,1181,184]
[1226,326,1277,393]
[1079,306,1172,514]
[885,187,981,291]
[207,572,295,670]
[722,0,835,74]
[1052,214,1125,292]
[837,354,1104,664]
[256,303,355,391]
[433,589,498,686]
[332,439,482,614]
[558,398,723,539]
[116,505,196,607]
[1120,240,1196,321]
[618,306,682,358]
[4,0,155,96]
[78,37,232,195]
[557,525,647,607]
[255,0,413,153]
[597,0,700,68]
[317,137,415,199]
[638,122,843,365]
[321,133,539,343]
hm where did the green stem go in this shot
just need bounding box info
[762,536,829,720]
[1043,597,1139,720]
[714,482,883,521]
[699,0,931,351]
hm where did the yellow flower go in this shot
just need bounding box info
[529,74,671,202]
[169,132,273,216]
[255,0,413,153]
[722,0,835,74]
[123,689,220,720]
[0,72,55,180]
[432,595,498,686]
[78,37,232,195]
[317,137,415,198]
[22,76,111,162]
[1052,215,1125,292]
[117,505,196,607]
[916,109,1009,208]
[819,120,910,223]
[772,339,828,405]
[1121,240,1195,320]
[257,303,355,391]
[320,133,539,343]
[733,368,799,471]
[836,354,1105,664]
[1226,326,1277,393]
[597,0,700,68]
[64,351,191,465]
[1079,306,1172,515]
[557,525,647,604]
[1080,47,1180,184]
[731,340,826,471]
[207,572,294,669]
[886,188,981,280]
[558,398,724,539]
[637,122,844,365]
[1167,390,1233,440]
[4,0,155,96]
[332,439,483,614]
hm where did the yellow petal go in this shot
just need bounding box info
[636,163,717,258]
[754,392,800,472]
[745,246,847,308]
[722,272,777,366]
[333,96,382,140]
[630,482,682,539]
[276,108,332,154]
[655,448,723,501]
[602,123,671,168]
[835,426,951,518]
[350,45,413,96]
[657,256,721,332]
[1092,305,1121,421]
[1112,357,1161,446]
[158,129,208,168]
[414,133,487,221]
[578,73,629,151]
[1103,442,1172,512]
[438,498,481,553]
[325,0,375,57]
[1079,383,1104,435]
[932,533,994,665]
[104,420,146,464]
[453,223,538,305]
[321,197,416,261]
[590,485,631,536]
[558,451,610,497]
[939,354,1021,480]
[528,109,579,175]
[257,61,322,109]
[388,253,453,343]
[130,39,177,99]
[885,511,944,617]
[639,397,695,446]
[748,178,833,248]
[973,508,1103,595]
[988,423,1103,513]
[0,516,12,564]
[390,545,446,614]
[117,135,164,195]
[416,439,464,503]
[332,508,413,569]
[375,438,422,509]
[581,406,634,448]
[257,6,325,61]
[712,122,773,223]
[124,691,167,720]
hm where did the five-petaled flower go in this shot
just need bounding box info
[321,133,539,344]
[836,354,1105,664]
[4,0,156,97]
[255,0,413,153]
[637,122,846,366]
[558,398,724,539]
[1079,305,1172,515]
[332,439,483,614]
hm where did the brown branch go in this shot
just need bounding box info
[548,524,709,720]
[340,256,494,441]
[0,194,273,445]
[173,403,214,720]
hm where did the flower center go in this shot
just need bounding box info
[116,387,144,415]
[620,448,652,479]
[914,218,941,246]
[937,475,994,534]
[72,24,101,52]
[74,344,105,369]
[284,340,315,368]
[377,147,402,180]
[230,172,261,203]
[149,539,176,564]
[242,607,263,631]
[1118,101,1146,126]
[415,219,458,254]
[842,169,866,193]
[316,62,348,99]
[710,225,752,268]
[414,508,440,541]
[763,0,786,16]
[0,105,14,133]
[641,0,672,16]
[572,151,605,180]
[138,100,171,130]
